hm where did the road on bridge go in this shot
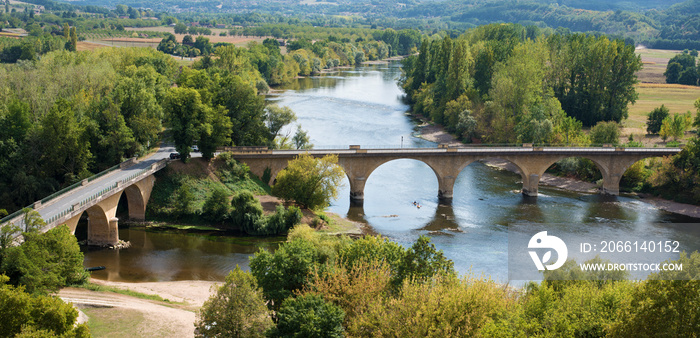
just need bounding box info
[34,144,200,226]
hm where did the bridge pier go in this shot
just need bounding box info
[437,177,455,203]
[522,173,541,197]
[87,216,119,247]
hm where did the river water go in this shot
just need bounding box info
[84,63,700,283]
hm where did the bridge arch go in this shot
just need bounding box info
[66,202,119,247]
[363,158,440,200]
[62,176,156,247]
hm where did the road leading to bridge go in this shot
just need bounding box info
[36,145,176,225]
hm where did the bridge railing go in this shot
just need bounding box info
[43,158,168,227]
[0,158,139,227]
[220,142,685,153]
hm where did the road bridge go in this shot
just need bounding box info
[0,144,681,247]
[227,145,681,202]
[0,145,183,247]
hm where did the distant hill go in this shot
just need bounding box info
[39,0,700,49]
[537,0,686,11]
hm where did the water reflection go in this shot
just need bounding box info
[83,229,282,282]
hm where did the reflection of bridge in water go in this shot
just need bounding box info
[228,145,681,203]
[0,145,681,247]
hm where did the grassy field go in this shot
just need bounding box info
[625,48,700,140]
[83,307,147,338]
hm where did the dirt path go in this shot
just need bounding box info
[59,280,219,337]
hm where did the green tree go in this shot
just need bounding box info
[339,235,405,272]
[611,252,700,337]
[113,65,168,153]
[0,222,20,252]
[590,121,620,145]
[268,294,345,338]
[0,275,90,337]
[264,105,297,142]
[272,154,344,210]
[660,112,692,141]
[20,208,45,234]
[198,105,232,160]
[393,235,455,288]
[549,34,641,126]
[69,27,77,52]
[250,237,320,308]
[173,185,195,218]
[1,225,88,294]
[646,105,670,134]
[174,23,187,34]
[665,53,697,85]
[244,205,302,236]
[195,267,273,338]
[30,101,92,183]
[164,87,203,161]
[83,103,137,171]
[292,125,312,150]
[214,74,268,146]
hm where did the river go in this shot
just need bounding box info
[84,63,700,283]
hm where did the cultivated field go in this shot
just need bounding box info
[625,47,700,142]
[128,26,268,46]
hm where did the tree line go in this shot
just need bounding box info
[401,23,641,145]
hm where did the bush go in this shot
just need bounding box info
[549,157,603,182]
[201,187,230,225]
[173,184,195,218]
[243,205,302,236]
[195,267,273,338]
[590,121,620,145]
[610,252,700,337]
[230,190,263,231]
[268,294,345,338]
[216,153,250,182]
[350,276,515,337]
[620,160,649,191]
[393,235,455,288]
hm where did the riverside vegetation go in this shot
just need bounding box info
[196,225,700,337]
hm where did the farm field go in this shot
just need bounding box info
[625,48,700,141]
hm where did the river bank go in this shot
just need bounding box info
[416,122,700,218]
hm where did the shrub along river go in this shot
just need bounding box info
[84,63,700,283]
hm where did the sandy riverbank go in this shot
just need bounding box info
[417,122,700,218]
[59,279,220,337]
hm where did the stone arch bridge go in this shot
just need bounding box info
[1,154,169,247]
[0,145,681,247]
[227,145,681,202]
